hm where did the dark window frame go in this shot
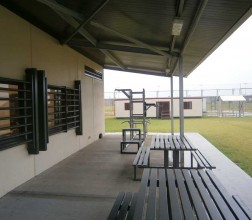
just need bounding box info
[184,101,192,109]
[0,77,33,151]
[47,82,82,136]
[0,70,82,154]
[124,103,131,110]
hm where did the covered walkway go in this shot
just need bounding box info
[0,133,251,219]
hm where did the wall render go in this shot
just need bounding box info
[0,5,104,198]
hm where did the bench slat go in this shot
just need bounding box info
[176,136,186,150]
[175,169,195,220]
[184,135,196,150]
[126,193,138,220]
[132,147,144,166]
[138,148,147,165]
[180,136,191,150]
[133,169,150,220]
[159,169,169,219]
[155,134,160,149]
[193,151,208,168]
[233,195,252,220]
[164,136,170,150]
[107,192,126,220]
[167,169,183,220]
[172,136,181,150]
[160,135,165,149]
[117,192,133,220]
[191,151,205,168]
[190,170,223,220]
[150,136,156,149]
[197,150,215,168]
[206,170,249,220]
[182,169,209,220]
[146,168,157,220]
[143,148,150,166]
[198,170,236,220]
[168,135,175,150]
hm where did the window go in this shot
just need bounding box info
[125,103,131,110]
[184,101,192,109]
[0,70,82,154]
[47,86,65,134]
[0,78,33,151]
[47,81,82,136]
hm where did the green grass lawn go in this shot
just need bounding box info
[105,117,252,176]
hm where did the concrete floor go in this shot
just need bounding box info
[0,133,251,219]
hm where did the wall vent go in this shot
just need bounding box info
[85,66,102,80]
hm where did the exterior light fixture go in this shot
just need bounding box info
[165,68,170,74]
[172,18,184,36]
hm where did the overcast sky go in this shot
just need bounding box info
[104,15,252,92]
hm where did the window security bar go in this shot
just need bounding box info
[0,70,82,154]
[0,77,33,151]
[47,81,82,136]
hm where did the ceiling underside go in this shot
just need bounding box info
[1,0,252,77]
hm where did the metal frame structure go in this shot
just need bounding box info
[116,89,155,141]
[218,96,246,118]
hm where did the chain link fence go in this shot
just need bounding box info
[105,88,252,117]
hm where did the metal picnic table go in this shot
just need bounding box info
[150,134,197,168]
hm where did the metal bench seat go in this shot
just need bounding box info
[121,128,142,154]
[132,168,252,220]
[132,147,150,180]
[107,192,138,220]
[191,150,216,169]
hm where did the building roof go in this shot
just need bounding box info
[219,95,246,102]
[1,0,252,77]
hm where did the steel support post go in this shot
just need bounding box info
[179,56,184,165]
[142,88,146,139]
[179,56,184,137]
[170,75,174,135]
[129,92,134,140]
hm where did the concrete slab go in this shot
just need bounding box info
[0,193,114,220]
[186,132,252,209]
[0,132,251,219]
[0,134,141,220]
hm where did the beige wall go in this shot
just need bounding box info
[115,98,203,118]
[0,6,104,198]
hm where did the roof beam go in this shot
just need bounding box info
[38,0,97,45]
[177,0,185,17]
[167,0,185,72]
[171,0,208,74]
[69,40,180,57]
[100,41,180,53]
[37,0,83,20]
[54,10,97,46]
[61,0,110,45]
[38,0,125,70]
[100,50,126,70]
[90,21,172,58]
[181,0,208,55]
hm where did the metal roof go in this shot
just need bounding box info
[1,0,252,77]
[219,95,246,102]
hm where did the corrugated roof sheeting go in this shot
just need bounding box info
[1,0,252,77]
[180,0,252,76]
